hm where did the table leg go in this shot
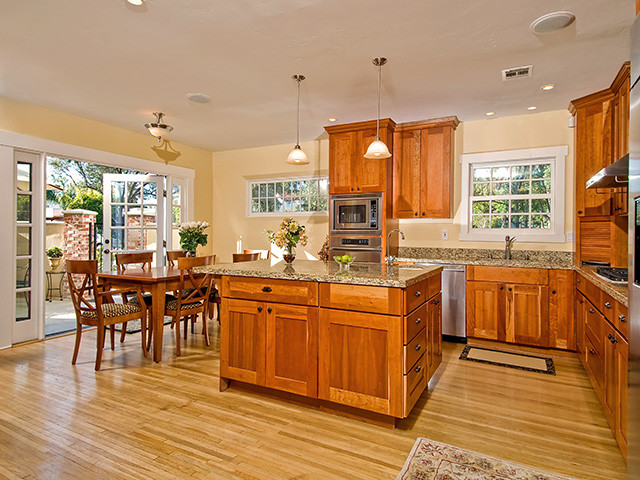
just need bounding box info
[152,281,166,362]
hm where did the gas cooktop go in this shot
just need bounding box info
[595,267,628,284]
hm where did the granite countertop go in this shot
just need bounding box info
[577,265,628,306]
[197,260,442,288]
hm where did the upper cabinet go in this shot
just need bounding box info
[325,119,396,194]
[392,117,459,218]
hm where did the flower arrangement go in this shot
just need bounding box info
[46,246,63,258]
[178,221,209,255]
[267,217,308,264]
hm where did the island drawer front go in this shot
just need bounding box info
[467,266,548,285]
[585,300,604,353]
[584,333,604,396]
[405,303,427,344]
[318,283,402,315]
[404,327,426,373]
[404,279,428,314]
[615,302,629,340]
[221,276,318,306]
[403,353,427,417]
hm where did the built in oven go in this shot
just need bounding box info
[331,193,382,234]
[329,235,382,264]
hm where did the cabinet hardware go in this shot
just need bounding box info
[267,307,272,313]
[415,365,422,373]
[608,333,614,341]
[589,308,595,314]
[508,287,512,291]
[104,249,110,254]
[500,286,504,290]
[552,290,556,294]
[357,187,360,191]
[415,318,422,324]
[421,212,425,216]
[615,207,621,211]
[415,291,421,297]
[578,299,584,304]
[578,210,583,214]
[414,212,418,216]
[589,348,595,354]
[257,307,263,312]
[415,344,421,351]
[605,302,612,309]
[350,188,354,191]
[262,286,272,293]
[433,299,440,305]
[577,278,581,283]
[619,315,626,323]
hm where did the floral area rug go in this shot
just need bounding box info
[397,438,578,480]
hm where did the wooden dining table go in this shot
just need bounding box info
[98,266,208,362]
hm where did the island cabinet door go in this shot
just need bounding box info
[265,304,318,398]
[427,293,442,380]
[506,284,549,347]
[466,281,504,341]
[221,298,266,386]
[318,309,403,417]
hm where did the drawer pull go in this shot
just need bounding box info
[267,307,272,313]
[578,299,584,304]
[262,286,272,292]
[589,348,595,355]
[619,314,627,323]
[589,308,595,314]
[577,278,581,283]
[415,365,422,373]
[415,291,421,297]
[415,318,422,325]
[257,307,263,313]
[604,302,612,309]
[433,299,440,305]
[415,344,422,351]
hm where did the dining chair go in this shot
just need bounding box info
[67,259,148,370]
[165,255,214,356]
[168,252,221,323]
[115,251,154,343]
[233,252,260,262]
[244,249,270,260]
[167,250,187,267]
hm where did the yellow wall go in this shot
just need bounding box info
[0,95,214,254]
[212,110,574,260]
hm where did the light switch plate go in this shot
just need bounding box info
[566,231,575,242]
[441,229,448,240]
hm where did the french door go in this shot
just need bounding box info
[102,174,166,271]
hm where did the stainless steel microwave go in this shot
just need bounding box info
[331,193,382,234]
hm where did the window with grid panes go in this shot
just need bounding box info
[248,177,329,216]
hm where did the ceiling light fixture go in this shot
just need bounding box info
[530,11,575,34]
[186,92,211,104]
[328,118,337,122]
[364,57,391,159]
[145,112,173,142]
[528,106,537,111]
[127,0,143,5]
[286,75,309,165]
[541,84,555,91]
[486,112,495,116]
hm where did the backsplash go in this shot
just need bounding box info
[397,247,574,267]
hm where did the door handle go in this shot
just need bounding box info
[262,286,272,292]
[103,249,110,254]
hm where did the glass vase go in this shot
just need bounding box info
[283,245,296,264]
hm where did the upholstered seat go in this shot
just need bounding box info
[81,302,143,320]
[165,298,203,311]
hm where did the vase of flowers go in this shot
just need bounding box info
[46,246,63,271]
[267,217,308,265]
[178,221,209,256]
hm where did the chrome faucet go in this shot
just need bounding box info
[505,235,516,260]
[386,229,405,266]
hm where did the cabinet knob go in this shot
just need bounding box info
[619,315,626,323]
[604,302,612,309]
[414,212,418,216]
[415,365,422,373]
[415,318,422,324]
[578,299,584,304]
[267,307,272,313]
[615,207,621,211]
[589,348,595,355]
[508,287,512,292]
[415,291,421,297]
[433,299,440,305]
[578,210,583,214]
[421,212,425,216]
[589,308,595,314]
[262,286,272,292]
[500,286,504,290]
[552,290,556,294]
[415,344,421,351]
[357,187,360,191]
[577,278,581,283]
[257,307,263,312]
[350,188,354,191]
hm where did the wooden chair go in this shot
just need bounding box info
[67,259,148,370]
[233,252,260,262]
[165,256,214,356]
[244,249,270,260]
[115,251,154,343]
[167,250,187,267]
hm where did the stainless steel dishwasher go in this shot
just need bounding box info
[415,263,467,343]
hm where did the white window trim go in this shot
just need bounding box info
[460,145,568,243]
[246,175,329,218]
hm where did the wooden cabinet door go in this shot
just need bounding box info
[576,293,587,362]
[328,131,356,194]
[265,303,318,397]
[548,270,575,350]
[506,284,549,347]
[318,308,403,417]
[612,73,630,216]
[614,331,628,458]
[466,281,504,341]
[392,129,421,218]
[353,128,386,192]
[420,126,452,218]
[221,298,266,386]
[427,293,442,379]
[602,320,616,427]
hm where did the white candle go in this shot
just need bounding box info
[236,236,242,254]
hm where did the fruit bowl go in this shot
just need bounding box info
[334,255,355,270]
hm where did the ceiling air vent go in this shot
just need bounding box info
[501,65,533,81]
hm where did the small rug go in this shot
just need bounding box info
[397,438,578,480]
[113,317,173,334]
[459,345,555,375]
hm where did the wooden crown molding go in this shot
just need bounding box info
[395,116,460,131]
[324,118,396,134]
[610,61,631,93]
[325,116,461,134]
[569,62,629,115]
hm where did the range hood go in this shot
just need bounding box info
[586,154,629,189]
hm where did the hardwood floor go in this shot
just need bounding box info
[0,325,626,480]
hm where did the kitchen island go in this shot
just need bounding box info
[198,260,443,425]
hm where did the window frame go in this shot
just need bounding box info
[460,146,568,243]
[245,175,329,217]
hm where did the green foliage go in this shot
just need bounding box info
[66,188,103,226]
[46,246,63,258]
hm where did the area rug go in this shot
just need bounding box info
[459,345,555,375]
[397,438,578,480]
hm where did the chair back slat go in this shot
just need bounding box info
[233,253,260,263]
[116,251,154,273]
[66,259,100,317]
[176,256,214,306]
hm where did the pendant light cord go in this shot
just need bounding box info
[376,63,381,140]
[296,77,301,147]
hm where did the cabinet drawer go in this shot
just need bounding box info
[405,279,428,314]
[222,276,318,306]
[585,301,604,353]
[585,333,604,395]
[467,266,548,285]
[601,291,615,321]
[404,327,426,373]
[427,274,442,300]
[403,353,427,416]
[405,303,427,344]
[319,283,402,315]
[615,301,629,340]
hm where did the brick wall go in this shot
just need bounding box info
[62,209,97,296]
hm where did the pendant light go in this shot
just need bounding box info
[145,112,173,142]
[364,57,391,159]
[287,74,309,165]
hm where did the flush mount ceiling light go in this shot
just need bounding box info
[486,112,495,116]
[541,84,555,91]
[328,118,337,122]
[145,112,173,142]
[528,106,537,111]
[286,75,309,165]
[530,11,575,34]
[364,57,391,159]
[186,92,211,104]
[127,0,143,5]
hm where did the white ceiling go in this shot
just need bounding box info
[0,0,634,152]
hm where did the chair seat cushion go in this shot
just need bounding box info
[81,303,142,319]
[165,298,203,311]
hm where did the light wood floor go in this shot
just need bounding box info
[0,324,627,480]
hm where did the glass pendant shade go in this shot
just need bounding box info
[364,138,391,158]
[146,124,172,138]
[286,145,309,164]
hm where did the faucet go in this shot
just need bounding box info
[386,229,405,266]
[505,235,516,260]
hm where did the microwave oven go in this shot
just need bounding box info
[331,193,382,234]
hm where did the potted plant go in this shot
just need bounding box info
[178,221,209,256]
[267,217,308,264]
[46,246,63,271]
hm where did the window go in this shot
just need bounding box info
[247,176,329,216]
[460,146,568,242]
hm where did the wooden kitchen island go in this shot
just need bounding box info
[198,260,443,426]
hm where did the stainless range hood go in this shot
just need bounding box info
[586,154,629,189]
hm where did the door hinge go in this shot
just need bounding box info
[163,240,167,248]
[162,189,167,198]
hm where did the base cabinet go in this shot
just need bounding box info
[427,293,443,378]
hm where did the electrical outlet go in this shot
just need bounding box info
[566,231,575,242]
[441,229,448,240]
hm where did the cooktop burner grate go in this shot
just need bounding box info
[596,267,628,283]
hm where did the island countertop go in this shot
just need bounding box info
[197,260,442,288]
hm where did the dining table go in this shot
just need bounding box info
[98,266,208,362]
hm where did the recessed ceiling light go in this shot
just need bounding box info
[127,0,143,5]
[530,11,575,34]
[528,106,537,111]
[541,84,555,91]
[328,118,337,122]
[485,112,495,116]
[186,92,211,104]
